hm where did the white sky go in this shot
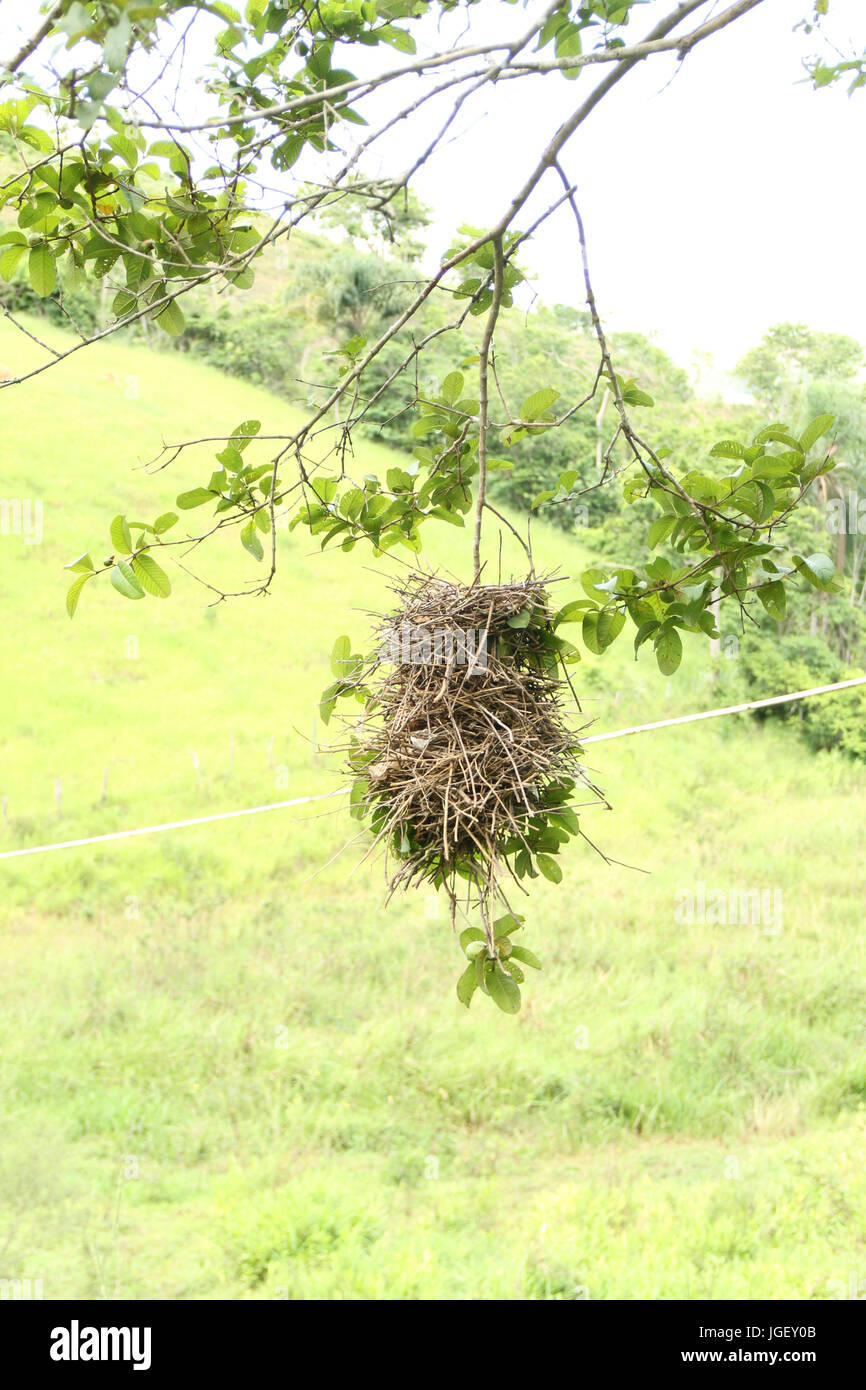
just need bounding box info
[367,0,866,376]
[3,0,864,378]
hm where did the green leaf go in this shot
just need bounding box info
[793,551,835,590]
[66,572,90,618]
[621,385,654,407]
[460,926,486,953]
[216,446,244,473]
[555,19,582,59]
[387,467,413,492]
[520,387,558,422]
[648,515,676,548]
[531,489,555,510]
[799,414,834,452]
[340,488,366,521]
[153,512,178,534]
[486,965,521,1014]
[509,944,542,970]
[493,913,524,938]
[349,778,369,821]
[176,488,216,510]
[580,567,609,602]
[440,371,464,405]
[755,481,776,522]
[536,853,562,883]
[330,634,352,677]
[132,552,171,598]
[757,579,786,621]
[110,560,145,600]
[429,507,464,527]
[710,439,746,460]
[240,517,263,560]
[103,12,133,69]
[554,600,595,625]
[555,469,580,495]
[154,297,185,336]
[752,450,803,478]
[28,244,56,297]
[378,23,415,53]
[633,619,659,655]
[310,477,339,505]
[64,552,94,573]
[753,425,801,449]
[582,608,625,655]
[678,471,724,503]
[599,609,626,652]
[655,625,683,675]
[550,807,580,835]
[0,243,28,280]
[319,680,339,725]
[112,290,136,318]
[110,514,132,553]
[456,962,477,1008]
[231,419,261,452]
[108,133,138,167]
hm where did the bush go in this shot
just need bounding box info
[718,629,866,760]
[0,272,102,335]
[163,301,310,391]
[804,676,866,758]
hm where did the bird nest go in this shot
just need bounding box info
[340,573,606,956]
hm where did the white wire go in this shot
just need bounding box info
[580,673,866,745]
[0,789,351,862]
[2,673,865,863]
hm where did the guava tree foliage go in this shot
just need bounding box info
[0,0,849,1009]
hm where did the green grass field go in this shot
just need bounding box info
[1,316,865,1300]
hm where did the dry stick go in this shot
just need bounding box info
[473,236,505,584]
[1,306,61,356]
[484,501,534,575]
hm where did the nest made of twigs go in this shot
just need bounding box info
[340,573,606,935]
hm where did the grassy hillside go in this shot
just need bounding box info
[1,317,865,1299]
